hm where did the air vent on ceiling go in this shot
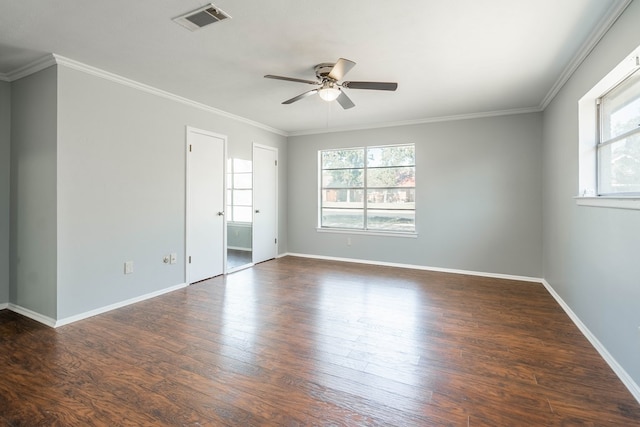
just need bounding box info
[173,4,231,31]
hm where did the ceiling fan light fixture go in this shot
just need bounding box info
[318,83,341,102]
[264,57,397,109]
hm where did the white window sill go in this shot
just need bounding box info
[316,228,418,238]
[575,196,640,210]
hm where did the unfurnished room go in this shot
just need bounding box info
[1,1,640,425]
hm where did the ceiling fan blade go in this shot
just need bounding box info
[336,91,355,110]
[283,89,319,104]
[328,58,356,81]
[342,81,398,91]
[264,75,319,85]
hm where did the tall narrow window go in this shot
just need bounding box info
[598,68,640,195]
[226,158,253,222]
[320,144,415,233]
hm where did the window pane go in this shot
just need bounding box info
[367,210,415,231]
[598,133,640,194]
[322,189,364,208]
[322,169,364,188]
[321,209,364,229]
[319,144,416,232]
[322,149,364,169]
[233,206,253,222]
[233,158,252,173]
[234,173,252,189]
[367,189,415,209]
[367,167,415,187]
[601,69,640,141]
[234,189,252,205]
[367,145,415,167]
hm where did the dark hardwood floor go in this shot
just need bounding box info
[1,256,639,426]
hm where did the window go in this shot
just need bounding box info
[226,158,252,222]
[597,68,640,195]
[577,44,640,209]
[319,144,415,233]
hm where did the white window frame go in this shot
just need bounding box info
[577,44,640,210]
[317,144,417,237]
[226,158,253,223]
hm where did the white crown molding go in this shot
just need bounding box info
[292,0,633,137]
[2,53,287,137]
[539,0,633,110]
[51,55,288,137]
[541,279,640,404]
[288,106,541,137]
[4,54,57,82]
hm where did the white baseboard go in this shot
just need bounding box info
[283,252,542,283]
[7,283,188,328]
[8,303,57,327]
[54,283,188,327]
[0,302,10,310]
[541,279,640,404]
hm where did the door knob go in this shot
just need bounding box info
[255,209,260,213]
[217,211,224,216]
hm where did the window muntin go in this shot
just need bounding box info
[320,144,415,232]
[226,158,253,222]
[598,68,640,195]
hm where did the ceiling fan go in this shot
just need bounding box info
[264,58,398,109]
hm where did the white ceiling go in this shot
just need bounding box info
[0,0,631,135]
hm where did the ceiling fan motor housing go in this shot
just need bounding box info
[315,63,337,80]
[264,57,396,109]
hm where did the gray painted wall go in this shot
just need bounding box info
[228,223,252,250]
[56,65,287,319]
[542,1,640,386]
[0,81,10,304]
[10,66,58,318]
[288,113,543,278]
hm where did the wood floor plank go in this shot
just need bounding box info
[1,256,639,425]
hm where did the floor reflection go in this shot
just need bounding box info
[227,249,252,270]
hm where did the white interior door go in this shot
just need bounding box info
[187,128,226,283]
[253,144,278,264]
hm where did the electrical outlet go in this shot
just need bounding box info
[170,253,177,264]
[124,261,134,274]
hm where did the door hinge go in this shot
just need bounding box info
[275,238,277,244]
[189,256,192,263]
[189,144,192,152]
[275,160,277,166]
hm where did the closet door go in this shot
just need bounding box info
[252,144,278,264]
[186,128,226,283]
